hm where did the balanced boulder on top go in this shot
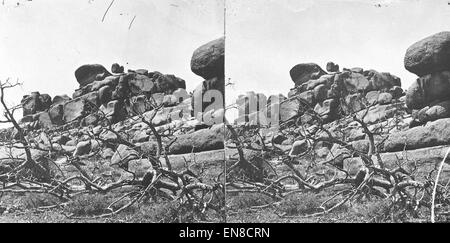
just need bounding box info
[404,31,450,76]
[405,71,450,110]
[289,63,327,86]
[75,64,112,87]
[191,37,225,80]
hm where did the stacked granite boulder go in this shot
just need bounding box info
[190,37,225,118]
[11,37,226,165]
[20,92,64,128]
[378,31,450,154]
[326,32,450,179]
[281,61,404,124]
[19,63,187,129]
[404,31,450,125]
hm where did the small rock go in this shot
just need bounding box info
[73,140,92,156]
[289,140,309,156]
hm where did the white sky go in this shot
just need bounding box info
[0,0,224,124]
[225,0,450,120]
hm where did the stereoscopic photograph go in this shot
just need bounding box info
[0,0,225,223]
[1,0,450,228]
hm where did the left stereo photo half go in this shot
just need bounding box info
[0,0,225,223]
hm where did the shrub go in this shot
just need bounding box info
[65,193,113,216]
[348,198,393,222]
[21,193,61,209]
[277,192,321,216]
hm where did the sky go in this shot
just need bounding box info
[225,0,450,120]
[0,0,224,124]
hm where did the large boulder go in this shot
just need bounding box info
[89,75,119,92]
[313,84,328,102]
[405,71,450,110]
[314,98,338,123]
[169,124,224,154]
[343,93,365,114]
[63,98,84,122]
[404,31,450,76]
[111,63,124,74]
[142,106,183,127]
[112,74,131,100]
[63,92,99,123]
[383,118,450,152]
[326,62,339,72]
[52,94,71,105]
[344,145,450,179]
[304,74,334,91]
[73,140,92,156]
[98,85,113,105]
[129,73,154,95]
[363,70,401,91]
[279,97,300,122]
[289,140,309,156]
[21,92,42,116]
[152,72,186,94]
[101,100,127,123]
[351,67,364,74]
[39,94,52,110]
[298,90,315,104]
[377,92,393,105]
[343,72,370,93]
[425,100,450,122]
[190,37,225,79]
[129,95,149,115]
[365,91,380,105]
[355,103,402,125]
[135,69,149,76]
[290,63,327,86]
[36,111,52,128]
[48,104,64,125]
[74,64,111,87]
[413,100,450,123]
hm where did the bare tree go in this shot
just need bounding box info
[225,93,448,222]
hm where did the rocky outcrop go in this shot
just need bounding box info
[281,62,403,125]
[111,63,124,74]
[290,63,327,87]
[383,118,450,152]
[74,64,112,87]
[406,71,450,110]
[191,37,225,80]
[52,95,71,106]
[326,62,339,72]
[404,32,450,125]
[191,37,225,116]
[21,92,52,116]
[169,124,224,154]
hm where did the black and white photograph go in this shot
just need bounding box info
[225,0,450,223]
[0,0,225,223]
[0,0,450,230]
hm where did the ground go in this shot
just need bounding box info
[0,149,225,223]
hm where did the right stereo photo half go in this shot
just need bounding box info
[224,0,450,223]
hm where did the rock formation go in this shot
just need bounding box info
[191,37,225,116]
[6,37,226,176]
[239,31,450,184]
[404,32,450,125]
